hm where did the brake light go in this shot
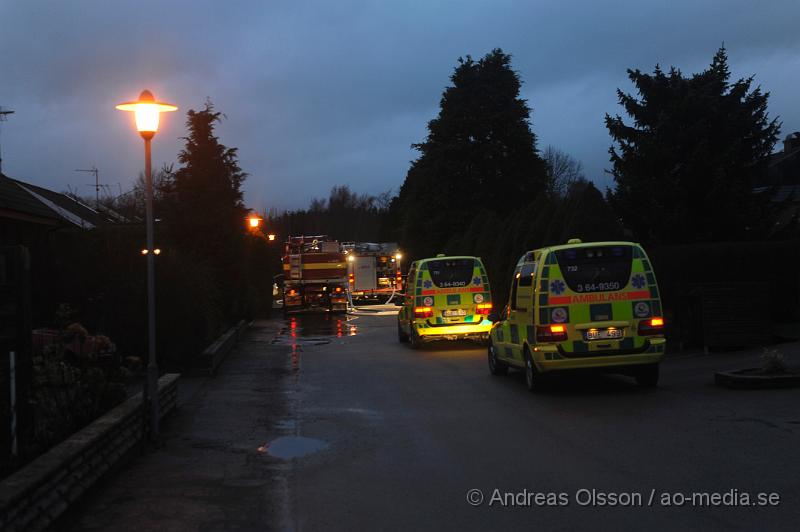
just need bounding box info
[288,289,297,296]
[536,324,568,342]
[414,306,434,318]
[476,303,493,315]
[335,287,342,293]
[638,317,665,336]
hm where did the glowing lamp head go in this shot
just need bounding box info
[116,90,177,138]
[268,234,276,241]
[248,216,261,229]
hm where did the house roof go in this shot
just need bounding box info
[0,173,126,228]
[0,173,63,223]
[13,179,106,228]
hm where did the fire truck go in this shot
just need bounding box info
[282,235,348,314]
[341,242,403,302]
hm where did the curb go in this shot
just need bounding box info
[714,369,800,389]
[197,320,250,375]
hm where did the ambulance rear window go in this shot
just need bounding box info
[428,259,476,288]
[554,245,632,293]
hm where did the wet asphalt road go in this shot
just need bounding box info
[64,312,799,531]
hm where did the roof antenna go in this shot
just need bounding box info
[0,106,15,175]
[75,166,101,209]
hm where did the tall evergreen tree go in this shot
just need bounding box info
[170,100,249,318]
[171,100,247,256]
[605,47,780,244]
[395,49,548,258]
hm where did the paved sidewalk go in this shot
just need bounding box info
[58,319,293,531]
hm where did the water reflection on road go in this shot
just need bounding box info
[271,314,358,346]
[271,313,358,383]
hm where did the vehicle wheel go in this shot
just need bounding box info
[409,328,422,350]
[398,321,409,343]
[523,349,539,392]
[488,341,508,376]
[635,363,659,388]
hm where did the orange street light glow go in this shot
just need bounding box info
[116,90,177,136]
[268,234,276,241]
[248,216,261,228]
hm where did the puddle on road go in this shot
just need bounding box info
[257,436,329,459]
[271,314,358,346]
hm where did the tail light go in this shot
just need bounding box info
[288,289,297,296]
[536,324,568,342]
[414,306,434,318]
[348,273,354,285]
[335,286,343,293]
[476,303,493,315]
[638,317,665,336]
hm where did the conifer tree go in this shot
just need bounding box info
[396,49,548,258]
[606,47,779,243]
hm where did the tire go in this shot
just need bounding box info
[398,321,409,343]
[523,349,539,392]
[488,341,508,376]
[409,328,422,350]
[635,363,659,388]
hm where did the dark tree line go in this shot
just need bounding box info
[270,185,394,243]
[382,46,782,305]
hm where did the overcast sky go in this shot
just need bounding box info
[1,0,798,210]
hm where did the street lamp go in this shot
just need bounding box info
[116,90,176,443]
[247,216,262,230]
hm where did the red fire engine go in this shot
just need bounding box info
[282,235,348,313]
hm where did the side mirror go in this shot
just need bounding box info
[487,313,500,323]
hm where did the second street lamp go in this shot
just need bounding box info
[116,90,177,443]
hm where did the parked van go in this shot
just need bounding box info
[398,255,493,348]
[488,240,665,389]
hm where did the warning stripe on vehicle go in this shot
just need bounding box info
[549,290,650,305]
[420,286,484,295]
[301,262,347,269]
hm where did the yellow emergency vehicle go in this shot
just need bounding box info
[488,240,666,389]
[397,255,493,348]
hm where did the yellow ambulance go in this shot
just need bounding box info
[397,255,493,348]
[488,240,666,389]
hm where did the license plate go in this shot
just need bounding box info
[443,309,467,317]
[585,328,623,341]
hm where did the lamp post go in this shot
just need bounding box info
[116,90,177,443]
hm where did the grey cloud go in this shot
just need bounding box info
[1,0,798,210]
